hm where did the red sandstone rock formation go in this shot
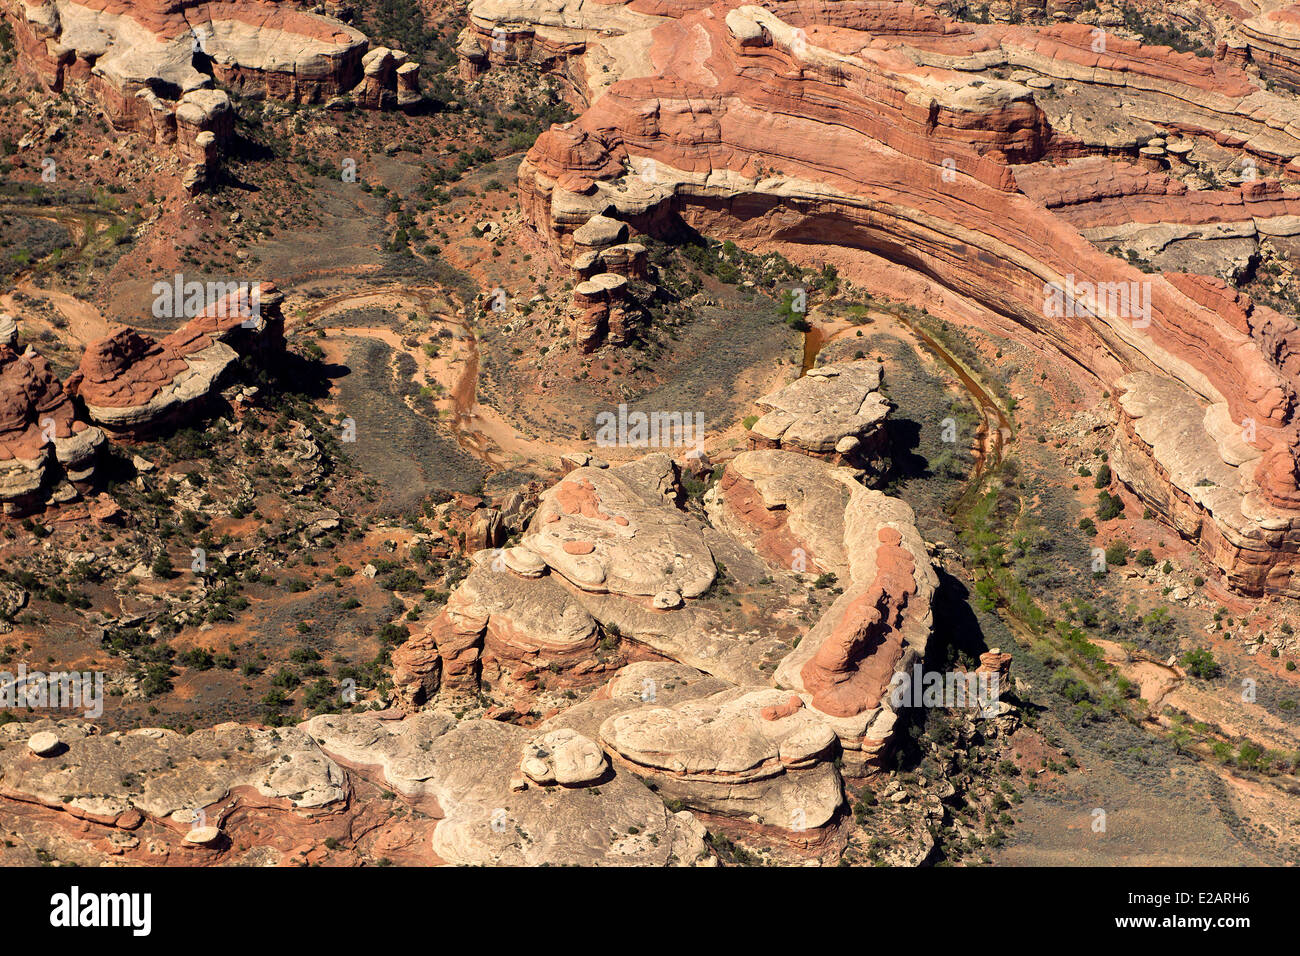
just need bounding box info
[2,0,420,185]
[487,0,1300,597]
[1019,159,1299,227]
[976,648,1012,697]
[1242,6,1300,90]
[66,282,284,438]
[0,336,105,511]
[392,546,602,704]
[574,242,649,281]
[2,0,371,104]
[713,465,830,573]
[571,272,629,351]
[800,528,917,718]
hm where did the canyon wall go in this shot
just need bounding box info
[468,0,1300,597]
[1,0,422,188]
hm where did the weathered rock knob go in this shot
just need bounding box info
[27,731,61,756]
[183,826,222,845]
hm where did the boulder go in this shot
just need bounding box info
[749,360,891,466]
[600,687,842,830]
[519,729,607,786]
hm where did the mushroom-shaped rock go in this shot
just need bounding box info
[363,47,395,76]
[572,249,602,279]
[578,272,627,301]
[396,61,422,106]
[0,314,15,348]
[572,214,628,250]
[194,130,218,169]
[357,47,398,108]
[977,648,1013,698]
[520,729,607,786]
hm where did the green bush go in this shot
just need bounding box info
[151,551,175,579]
[1096,490,1124,521]
[1181,647,1220,679]
[178,648,214,669]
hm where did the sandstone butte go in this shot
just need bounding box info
[0,283,283,512]
[0,416,952,860]
[0,0,424,189]
[387,426,940,828]
[66,281,284,439]
[458,0,1300,599]
[0,319,105,513]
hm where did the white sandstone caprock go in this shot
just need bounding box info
[27,732,61,756]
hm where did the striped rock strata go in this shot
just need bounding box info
[393,446,938,831]
[472,0,1300,597]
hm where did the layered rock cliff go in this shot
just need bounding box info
[1,0,423,188]
[0,321,105,513]
[468,0,1300,597]
[0,283,283,510]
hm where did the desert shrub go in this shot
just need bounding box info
[1143,607,1174,635]
[1181,647,1220,679]
[1096,491,1124,521]
[151,551,175,579]
[178,648,215,670]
